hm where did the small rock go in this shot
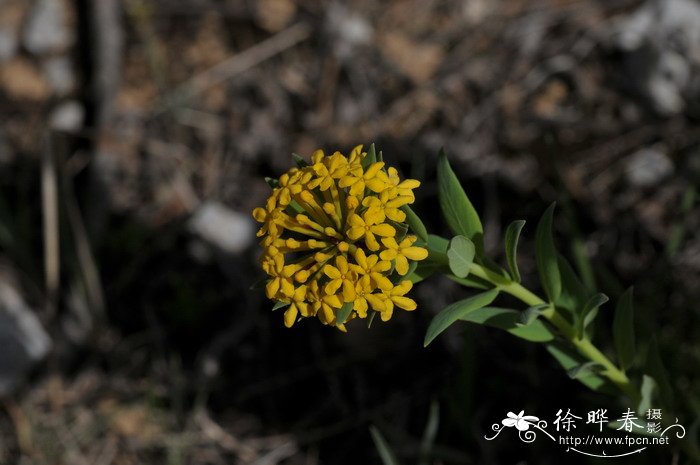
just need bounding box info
[189,202,255,254]
[42,56,76,95]
[0,279,51,395]
[327,3,374,60]
[625,148,674,188]
[0,29,18,63]
[380,32,445,84]
[0,0,26,63]
[49,100,84,132]
[23,0,74,54]
[0,57,51,101]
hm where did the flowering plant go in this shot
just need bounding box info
[253,145,691,461]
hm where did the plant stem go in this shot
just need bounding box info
[468,262,641,404]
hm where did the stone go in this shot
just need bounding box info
[23,0,74,54]
[49,100,84,132]
[625,148,674,188]
[189,202,255,254]
[42,56,76,95]
[0,280,51,395]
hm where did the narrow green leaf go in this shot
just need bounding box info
[424,289,499,346]
[369,426,400,465]
[264,177,279,188]
[613,287,635,370]
[437,151,483,253]
[426,234,449,266]
[401,205,428,242]
[362,143,377,169]
[367,311,377,328]
[578,293,608,337]
[407,261,443,284]
[336,302,354,325]
[567,361,602,380]
[249,278,268,290]
[272,301,290,311]
[546,342,613,393]
[446,274,490,290]
[645,337,674,408]
[418,401,439,465]
[504,220,526,282]
[291,153,309,167]
[535,203,561,302]
[462,306,555,342]
[637,375,657,416]
[447,235,475,278]
[555,254,588,319]
[517,304,549,326]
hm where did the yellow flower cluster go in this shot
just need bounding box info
[252,146,428,330]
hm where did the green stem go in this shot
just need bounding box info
[468,262,640,404]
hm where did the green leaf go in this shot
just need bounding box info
[613,287,635,370]
[402,205,428,242]
[554,254,589,319]
[264,177,279,188]
[437,151,483,254]
[517,304,549,326]
[446,274,490,290]
[645,337,674,408]
[418,401,439,465]
[567,361,602,380]
[249,278,268,290]
[407,261,443,284]
[336,302,354,325]
[504,220,526,282]
[426,234,449,266]
[272,301,290,311]
[546,342,613,392]
[362,143,377,169]
[461,306,555,342]
[577,293,608,337]
[637,374,656,416]
[424,289,499,346]
[447,235,475,278]
[535,203,561,302]
[369,426,400,465]
[367,311,377,328]
[291,153,309,167]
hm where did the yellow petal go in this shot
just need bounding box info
[341,280,356,302]
[284,305,299,327]
[395,255,409,275]
[402,246,429,261]
[371,223,396,237]
[391,296,417,311]
[252,207,267,222]
[347,227,365,240]
[324,265,342,279]
[365,294,386,312]
[364,162,385,178]
[325,279,342,295]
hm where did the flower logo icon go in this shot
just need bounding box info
[502,411,540,431]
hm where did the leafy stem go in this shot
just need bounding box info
[467,260,641,404]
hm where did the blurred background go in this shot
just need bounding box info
[0,0,698,463]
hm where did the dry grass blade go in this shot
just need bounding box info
[41,135,59,316]
[157,21,312,115]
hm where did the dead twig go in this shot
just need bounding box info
[155,22,312,115]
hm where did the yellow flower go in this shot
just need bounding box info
[374,280,418,321]
[346,209,396,251]
[323,255,357,302]
[283,285,310,328]
[349,249,393,291]
[380,236,429,275]
[252,145,426,330]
